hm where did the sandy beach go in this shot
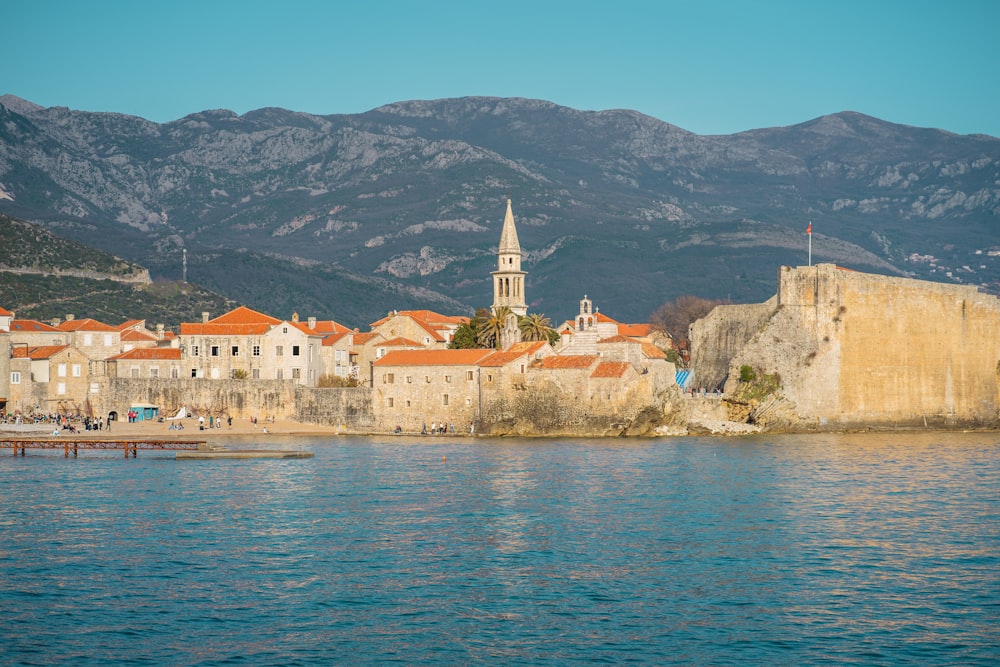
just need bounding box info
[32,416,344,441]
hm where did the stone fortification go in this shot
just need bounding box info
[688,298,777,391]
[96,378,372,428]
[691,264,1000,430]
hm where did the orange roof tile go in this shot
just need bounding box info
[109,348,182,361]
[116,319,145,331]
[208,306,282,325]
[374,349,492,367]
[121,328,159,342]
[591,361,632,378]
[380,337,424,347]
[0,306,13,316]
[305,319,352,335]
[57,318,117,332]
[535,355,600,369]
[352,332,382,345]
[11,319,62,333]
[179,323,273,335]
[478,341,548,367]
[595,312,620,324]
[641,343,668,359]
[617,323,651,337]
[11,345,69,360]
[321,332,352,346]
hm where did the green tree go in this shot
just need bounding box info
[449,322,479,349]
[476,306,511,349]
[518,312,555,343]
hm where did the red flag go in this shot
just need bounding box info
[806,222,812,235]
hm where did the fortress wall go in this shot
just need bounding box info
[727,264,1000,427]
[689,297,778,391]
[96,379,372,426]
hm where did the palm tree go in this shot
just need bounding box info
[518,312,554,342]
[476,306,511,349]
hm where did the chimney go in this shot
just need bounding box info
[156,324,164,339]
[291,312,299,323]
[202,312,210,323]
[308,317,316,330]
[50,318,61,327]
[65,314,75,321]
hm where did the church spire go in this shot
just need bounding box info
[498,197,521,255]
[491,198,527,317]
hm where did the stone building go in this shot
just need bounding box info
[491,198,527,316]
[8,345,92,415]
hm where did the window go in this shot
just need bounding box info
[104,334,113,347]
[292,345,300,356]
[58,364,67,378]
[10,371,20,384]
[283,327,288,334]
[406,400,411,407]
[334,350,344,362]
[276,369,283,380]
[150,367,159,378]
[191,368,198,378]
[91,382,99,394]
[445,375,451,383]
[83,333,93,346]
[210,368,220,379]
[292,367,301,379]
[252,345,260,357]
[425,376,431,383]
[231,346,239,356]
[406,376,412,383]
[520,364,526,373]
[383,373,395,384]
[211,346,220,357]
[276,345,284,356]
[191,345,199,357]
[467,371,474,381]
[252,368,260,379]
[57,382,66,395]
[387,397,394,408]
[171,367,180,379]
[442,394,449,406]
[487,374,493,382]
[376,348,386,359]
[72,364,82,377]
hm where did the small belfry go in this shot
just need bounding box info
[491,198,528,317]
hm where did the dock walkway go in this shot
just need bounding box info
[1,439,205,458]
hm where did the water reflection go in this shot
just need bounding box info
[0,432,997,665]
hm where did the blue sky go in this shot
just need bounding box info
[8,0,1000,136]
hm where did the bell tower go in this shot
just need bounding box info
[491,198,528,316]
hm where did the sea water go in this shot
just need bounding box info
[0,432,997,665]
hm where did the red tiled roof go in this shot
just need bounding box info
[208,306,281,325]
[11,319,62,333]
[353,332,381,345]
[641,343,667,359]
[305,319,352,335]
[0,306,13,316]
[374,349,492,367]
[109,348,181,361]
[11,345,69,360]
[116,319,145,331]
[595,312,620,324]
[57,318,117,332]
[617,323,651,337]
[121,328,159,342]
[591,361,632,378]
[535,354,600,369]
[179,323,272,335]
[380,337,424,347]
[321,332,352,346]
[478,341,548,367]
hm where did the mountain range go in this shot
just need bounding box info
[0,94,997,327]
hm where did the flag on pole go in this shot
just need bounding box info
[806,222,812,235]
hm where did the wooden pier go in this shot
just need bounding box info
[1,439,205,458]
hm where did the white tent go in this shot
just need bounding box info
[166,406,187,420]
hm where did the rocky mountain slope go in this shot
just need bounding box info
[1,94,997,325]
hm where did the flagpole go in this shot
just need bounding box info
[807,221,812,266]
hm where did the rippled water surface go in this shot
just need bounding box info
[1,432,998,665]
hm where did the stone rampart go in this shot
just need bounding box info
[694,264,1000,430]
[96,379,372,427]
[689,297,777,391]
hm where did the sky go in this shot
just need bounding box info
[7,0,1000,137]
